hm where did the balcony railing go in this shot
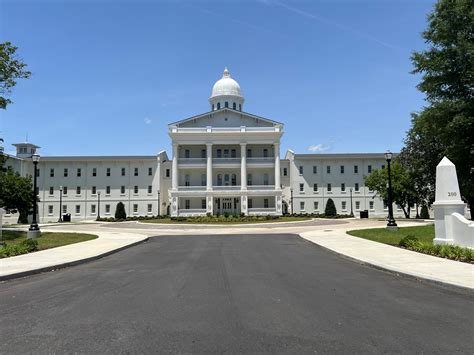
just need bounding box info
[247,185,275,190]
[178,158,206,164]
[178,186,207,191]
[213,158,240,164]
[170,126,281,133]
[247,157,275,163]
[213,185,241,191]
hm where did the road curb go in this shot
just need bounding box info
[299,233,473,294]
[0,237,150,282]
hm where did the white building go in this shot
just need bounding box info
[1,68,401,222]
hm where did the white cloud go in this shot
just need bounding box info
[144,118,152,124]
[308,144,330,152]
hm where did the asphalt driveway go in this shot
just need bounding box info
[0,234,472,353]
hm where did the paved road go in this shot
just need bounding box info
[1,234,472,353]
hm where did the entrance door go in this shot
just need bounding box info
[222,198,233,213]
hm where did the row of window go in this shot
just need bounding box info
[299,164,380,175]
[299,183,363,193]
[181,198,269,209]
[43,167,154,178]
[47,185,157,195]
[183,148,271,159]
[182,173,271,186]
[300,200,374,212]
[211,102,242,111]
[48,203,154,215]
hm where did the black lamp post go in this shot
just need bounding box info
[385,151,398,230]
[97,192,101,220]
[58,185,63,222]
[28,154,41,238]
[350,188,354,217]
[290,187,294,215]
[157,190,160,217]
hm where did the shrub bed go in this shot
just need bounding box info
[0,238,38,258]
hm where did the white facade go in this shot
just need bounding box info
[1,68,408,222]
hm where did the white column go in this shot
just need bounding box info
[172,143,178,190]
[240,143,247,190]
[206,143,213,191]
[274,143,281,190]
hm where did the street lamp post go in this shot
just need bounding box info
[385,151,398,230]
[97,192,101,220]
[28,154,41,239]
[350,188,354,217]
[290,187,294,215]
[157,190,160,217]
[58,186,63,222]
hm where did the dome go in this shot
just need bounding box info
[210,67,243,98]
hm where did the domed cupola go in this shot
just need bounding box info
[209,67,244,111]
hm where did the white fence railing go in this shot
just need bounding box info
[178,158,206,164]
[247,185,275,190]
[178,186,207,191]
[213,186,241,191]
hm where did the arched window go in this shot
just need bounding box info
[224,174,230,185]
[217,102,221,109]
[225,101,229,108]
[217,174,222,186]
[231,174,237,186]
[232,102,236,110]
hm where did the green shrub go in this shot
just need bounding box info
[0,238,39,258]
[21,238,39,252]
[324,199,337,217]
[114,202,127,220]
[399,235,419,248]
[420,205,430,219]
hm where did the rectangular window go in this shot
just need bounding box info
[341,183,345,192]
[91,204,96,214]
[313,166,317,174]
[148,185,152,194]
[299,166,303,175]
[77,168,81,177]
[217,149,222,158]
[134,186,138,194]
[231,149,236,158]
[201,199,206,209]
[49,186,54,195]
[148,167,153,176]
[185,149,190,158]
[106,168,111,177]
[133,204,138,213]
[263,173,269,185]
[300,201,305,211]
[355,183,360,192]
[283,168,288,176]
[247,174,252,186]
[248,199,253,209]
[314,201,319,211]
[75,205,81,214]
[327,183,332,192]
[106,186,111,194]
[63,186,68,195]
[166,169,170,178]
[147,204,152,213]
[105,204,110,214]
[368,165,372,173]
[342,201,347,210]
[134,168,138,176]
[92,168,97,177]
[76,186,81,195]
[92,186,97,194]
[50,168,54,177]
[201,174,206,186]
[369,201,374,210]
[355,201,360,210]
[263,149,268,158]
[201,149,206,158]
[354,165,359,174]
[185,199,190,209]
[264,198,269,208]
[48,205,53,214]
[121,186,125,194]
[64,168,68,177]
[340,165,344,174]
[121,168,126,176]
[62,205,67,214]
[299,183,304,192]
[247,149,252,158]
[313,183,318,192]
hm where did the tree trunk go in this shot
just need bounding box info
[401,205,409,219]
[415,204,420,219]
[18,210,29,224]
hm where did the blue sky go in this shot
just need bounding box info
[1,0,435,157]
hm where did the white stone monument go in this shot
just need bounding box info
[432,157,471,246]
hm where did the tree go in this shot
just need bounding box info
[404,0,474,219]
[364,161,421,218]
[0,166,34,223]
[324,198,337,217]
[115,202,127,220]
[0,42,31,109]
[420,205,430,219]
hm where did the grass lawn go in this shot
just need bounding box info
[347,224,435,246]
[141,216,312,224]
[0,230,97,255]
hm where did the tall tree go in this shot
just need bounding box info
[403,0,474,219]
[0,41,31,109]
[0,167,34,223]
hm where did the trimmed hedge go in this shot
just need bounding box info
[115,202,127,220]
[398,236,473,263]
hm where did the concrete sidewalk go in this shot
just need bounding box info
[0,230,148,280]
[300,229,474,290]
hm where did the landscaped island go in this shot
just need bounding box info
[0,231,98,258]
[347,225,473,263]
